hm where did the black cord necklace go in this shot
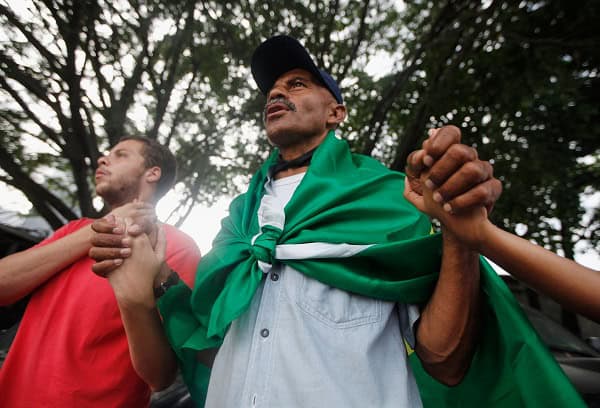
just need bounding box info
[269,147,317,177]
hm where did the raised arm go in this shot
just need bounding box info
[406,126,502,385]
[478,223,600,322]
[407,180,600,322]
[91,218,179,391]
[405,126,600,324]
[415,228,481,386]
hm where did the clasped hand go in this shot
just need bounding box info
[404,126,502,248]
[88,201,167,308]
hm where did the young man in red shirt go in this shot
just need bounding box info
[0,136,200,407]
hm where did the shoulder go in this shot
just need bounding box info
[161,224,201,287]
[36,218,92,246]
[162,224,198,249]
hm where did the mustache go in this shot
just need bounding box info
[263,97,297,122]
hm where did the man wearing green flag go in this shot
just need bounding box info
[91,35,584,407]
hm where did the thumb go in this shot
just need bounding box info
[154,226,167,263]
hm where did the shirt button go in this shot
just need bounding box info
[260,328,269,338]
[271,273,279,281]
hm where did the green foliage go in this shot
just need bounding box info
[0,0,598,269]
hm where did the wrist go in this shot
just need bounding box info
[111,281,157,310]
[441,225,478,259]
[107,271,157,310]
[475,220,498,255]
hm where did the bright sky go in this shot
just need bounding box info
[156,193,231,255]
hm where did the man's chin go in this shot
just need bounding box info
[265,127,302,147]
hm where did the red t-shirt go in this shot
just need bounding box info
[0,219,200,408]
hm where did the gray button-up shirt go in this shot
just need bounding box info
[205,174,423,408]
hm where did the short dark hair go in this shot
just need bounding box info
[119,136,177,199]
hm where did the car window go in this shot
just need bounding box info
[523,306,600,357]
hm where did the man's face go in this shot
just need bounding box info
[95,139,148,206]
[263,68,337,149]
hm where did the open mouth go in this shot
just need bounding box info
[264,98,296,122]
[265,103,289,120]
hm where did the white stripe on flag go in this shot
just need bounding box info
[275,242,373,260]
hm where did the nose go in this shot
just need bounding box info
[97,154,109,167]
[267,83,287,102]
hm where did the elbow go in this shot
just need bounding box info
[146,371,177,392]
[415,345,471,386]
[133,362,177,392]
[149,381,173,393]
[0,291,23,307]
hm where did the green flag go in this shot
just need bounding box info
[159,131,584,407]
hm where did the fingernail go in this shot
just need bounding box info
[425,179,436,189]
[443,203,453,213]
[423,155,434,167]
[113,226,124,234]
[114,259,123,266]
[428,129,435,137]
[433,192,443,203]
[121,238,131,247]
[120,248,131,256]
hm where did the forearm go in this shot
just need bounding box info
[0,225,94,305]
[118,301,178,391]
[479,222,600,322]
[416,229,481,385]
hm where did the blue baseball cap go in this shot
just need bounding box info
[251,35,344,104]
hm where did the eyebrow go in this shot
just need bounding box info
[286,75,313,85]
[111,148,130,155]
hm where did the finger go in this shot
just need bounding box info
[405,149,428,179]
[426,144,478,188]
[90,232,128,248]
[110,202,154,218]
[148,224,159,248]
[132,214,158,235]
[112,216,127,236]
[91,218,121,234]
[127,224,144,236]
[91,259,123,278]
[154,227,167,263]
[403,178,426,212]
[129,208,156,218]
[427,128,439,138]
[443,178,502,215]
[89,246,132,262]
[422,125,462,163]
[434,160,493,204]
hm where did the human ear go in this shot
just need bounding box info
[326,103,347,128]
[145,166,162,184]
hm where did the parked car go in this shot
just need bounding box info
[150,376,196,408]
[522,305,600,406]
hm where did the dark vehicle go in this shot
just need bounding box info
[150,376,195,408]
[522,305,600,406]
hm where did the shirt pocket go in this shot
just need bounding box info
[296,273,382,329]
